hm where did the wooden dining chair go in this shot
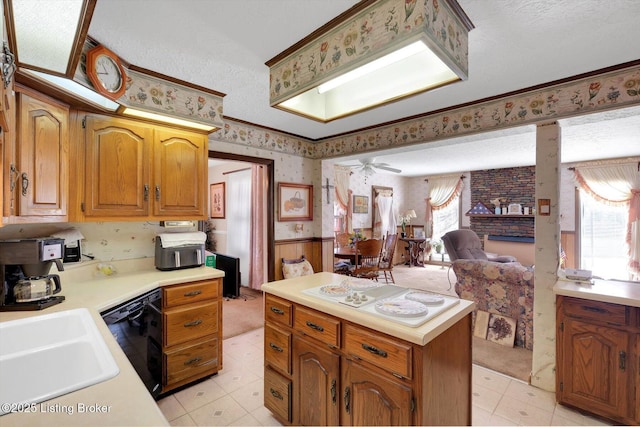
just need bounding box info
[378,233,398,283]
[349,238,383,280]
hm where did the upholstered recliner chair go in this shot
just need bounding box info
[442,229,517,263]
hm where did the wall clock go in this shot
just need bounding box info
[86,45,127,100]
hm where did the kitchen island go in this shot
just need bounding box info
[0,257,224,427]
[261,272,475,426]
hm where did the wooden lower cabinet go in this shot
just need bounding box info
[556,296,639,424]
[151,278,222,394]
[264,294,472,426]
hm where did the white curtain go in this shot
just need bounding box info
[334,166,352,233]
[227,168,252,286]
[574,162,640,280]
[375,194,396,238]
[425,175,463,238]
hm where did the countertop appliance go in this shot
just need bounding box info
[0,238,66,311]
[101,288,162,398]
[154,232,206,271]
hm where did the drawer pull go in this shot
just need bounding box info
[306,321,324,332]
[270,388,283,400]
[269,342,284,352]
[184,357,202,366]
[184,319,203,327]
[362,343,388,358]
[270,307,284,315]
[184,290,202,297]
[581,305,606,314]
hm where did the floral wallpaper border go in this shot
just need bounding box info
[268,0,470,105]
[75,39,224,129]
[215,62,640,160]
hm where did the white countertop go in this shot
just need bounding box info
[554,277,640,307]
[0,258,224,427]
[261,272,475,346]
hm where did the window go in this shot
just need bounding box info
[432,195,460,243]
[579,191,628,280]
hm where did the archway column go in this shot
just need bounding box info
[531,121,561,391]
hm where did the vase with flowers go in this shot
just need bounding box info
[398,210,417,238]
[348,230,366,247]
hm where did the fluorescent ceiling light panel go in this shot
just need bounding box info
[122,107,218,132]
[280,40,460,121]
[23,69,119,111]
[267,0,473,122]
[12,0,85,74]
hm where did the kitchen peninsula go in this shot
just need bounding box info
[0,258,224,427]
[261,272,475,426]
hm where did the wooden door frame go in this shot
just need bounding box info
[208,150,275,282]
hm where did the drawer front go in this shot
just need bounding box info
[562,296,629,326]
[265,294,293,327]
[265,323,292,374]
[163,279,220,308]
[164,301,219,347]
[264,367,291,423]
[294,306,340,348]
[344,323,412,378]
[164,336,218,385]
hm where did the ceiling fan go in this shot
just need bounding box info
[348,158,402,175]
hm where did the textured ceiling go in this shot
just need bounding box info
[88,0,640,175]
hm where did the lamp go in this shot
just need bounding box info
[267,0,473,122]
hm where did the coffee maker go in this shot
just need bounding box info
[0,238,66,311]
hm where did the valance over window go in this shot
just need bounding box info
[425,175,463,238]
[573,162,640,280]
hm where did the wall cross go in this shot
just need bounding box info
[322,178,334,204]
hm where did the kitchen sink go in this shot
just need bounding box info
[0,308,119,415]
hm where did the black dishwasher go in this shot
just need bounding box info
[101,288,162,397]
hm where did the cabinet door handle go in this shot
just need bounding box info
[184,290,202,297]
[184,357,202,366]
[344,386,350,414]
[362,343,388,358]
[9,164,18,192]
[184,319,202,327]
[270,307,284,315]
[269,342,283,352]
[270,388,283,400]
[306,321,324,332]
[21,172,29,196]
[619,351,626,371]
[144,184,149,201]
[331,379,336,405]
[155,185,160,200]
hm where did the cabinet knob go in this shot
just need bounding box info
[155,185,160,200]
[144,184,149,201]
[21,172,29,196]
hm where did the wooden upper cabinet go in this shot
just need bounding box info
[154,129,207,217]
[83,115,152,218]
[16,92,69,219]
[80,114,207,220]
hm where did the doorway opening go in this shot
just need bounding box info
[208,150,275,283]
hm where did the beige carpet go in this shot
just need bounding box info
[222,287,263,339]
[222,265,533,382]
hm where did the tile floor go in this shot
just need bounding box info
[156,326,612,427]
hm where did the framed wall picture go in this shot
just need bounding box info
[210,182,225,218]
[279,182,313,221]
[353,195,368,213]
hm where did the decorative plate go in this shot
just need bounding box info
[404,291,445,306]
[345,278,383,291]
[320,284,350,297]
[374,298,428,317]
